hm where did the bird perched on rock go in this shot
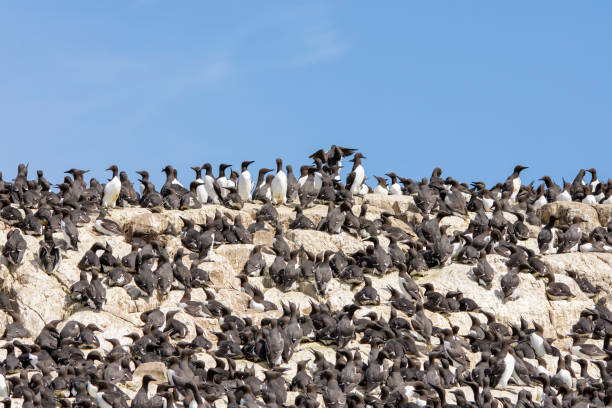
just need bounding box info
[2,229,27,266]
[102,165,121,208]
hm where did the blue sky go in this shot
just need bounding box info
[1,2,611,189]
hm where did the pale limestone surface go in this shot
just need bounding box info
[1,198,612,405]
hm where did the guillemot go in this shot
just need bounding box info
[102,165,121,208]
[270,158,287,205]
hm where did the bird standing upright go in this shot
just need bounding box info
[237,160,255,201]
[102,165,121,208]
[270,158,287,205]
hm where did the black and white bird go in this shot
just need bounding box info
[94,209,123,236]
[102,165,121,208]
[237,160,255,201]
[270,158,287,205]
[2,229,27,266]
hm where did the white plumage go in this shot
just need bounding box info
[238,170,253,201]
[298,175,307,187]
[582,194,597,205]
[553,368,572,389]
[497,352,515,389]
[530,332,546,357]
[195,178,207,204]
[557,190,572,202]
[271,170,287,205]
[350,164,365,195]
[314,171,323,194]
[0,374,8,399]
[204,174,220,204]
[102,175,121,208]
[511,177,521,201]
[359,182,369,196]
[217,176,233,198]
[532,195,547,210]
[389,182,402,195]
[373,184,388,195]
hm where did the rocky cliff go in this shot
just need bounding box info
[1,193,611,406]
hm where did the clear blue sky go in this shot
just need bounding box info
[1,2,611,188]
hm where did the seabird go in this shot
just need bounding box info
[314,251,333,296]
[529,321,552,357]
[249,286,277,311]
[569,334,607,360]
[321,370,347,407]
[237,161,254,201]
[491,339,515,389]
[298,167,318,208]
[557,216,586,253]
[501,269,520,301]
[270,158,287,205]
[373,176,388,195]
[411,302,433,343]
[566,269,601,298]
[38,228,61,274]
[556,179,572,202]
[347,152,366,196]
[60,209,79,250]
[131,374,155,408]
[264,319,284,368]
[472,250,494,289]
[252,167,273,202]
[139,180,162,209]
[216,163,233,196]
[398,265,421,302]
[118,171,139,206]
[102,165,121,208]
[85,270,106,311]
[180,181,203,210]
[538,215,557,254]
[190,166,207,205]
[285,164,299,203]
[2,229,27,266]
[504,165,528,201]
[94,209,123,236]
[201,163,223,204]
[545,272,574,300]
[386,172,402,195]
[354,276,380,305]
[289,205,315,230]
[385,286,416,315]
[551,354,574,389]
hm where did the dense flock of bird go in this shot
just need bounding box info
[0,145,611,407]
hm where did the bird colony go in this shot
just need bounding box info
[1,146,612,407]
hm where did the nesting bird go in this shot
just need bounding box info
[0,149,609,407]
